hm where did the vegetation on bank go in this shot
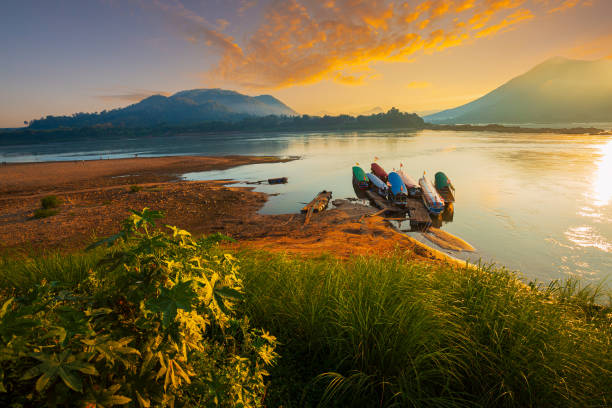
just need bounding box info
[0,109,425,146]
[0,211,610,407]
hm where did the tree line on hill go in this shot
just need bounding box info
[0,108,426,145]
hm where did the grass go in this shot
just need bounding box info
[32,208,59,218]
[239,251,611,407]
[0,245,610,407]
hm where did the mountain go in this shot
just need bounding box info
[425,57,612,124]
[28,89,297,129]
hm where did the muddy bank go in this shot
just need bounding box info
[0,155,294,196]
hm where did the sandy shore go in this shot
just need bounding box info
[0,155,468,266]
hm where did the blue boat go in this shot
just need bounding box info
[388,172,408,206]
[367,173,388,197]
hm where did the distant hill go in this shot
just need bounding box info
[425,57,612,124]
[28,89,297,129]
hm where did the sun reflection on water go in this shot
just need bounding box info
[593,139,612,207]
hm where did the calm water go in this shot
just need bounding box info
[2,130,611,285]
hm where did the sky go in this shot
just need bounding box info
[1,0,611,127]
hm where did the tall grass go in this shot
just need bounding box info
[1,246,610,407]
[239,251,611,407]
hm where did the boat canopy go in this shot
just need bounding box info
[435,172,451,189]
[367,173,388,192]
[388,172,408,196]
[371,163,388,183]
[352,166,368,182]
[397,169,418,188]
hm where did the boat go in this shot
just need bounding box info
[397,169,420,197]
[419,173,445,214]
[268,177,288,184]
[387,172,409,206]
[367,173,388,198]
[434,172,455,203]
[371,163,388,183]
[352,166,369,189]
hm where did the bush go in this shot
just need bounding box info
[129,185,143,193]
[0,208,276,407]
[41,195,62,209]
[33,208,59,219]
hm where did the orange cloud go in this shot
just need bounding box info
[406,81,432,88]
[146,0,595,89]
[475,8,534,38]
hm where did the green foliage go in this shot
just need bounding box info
[41,195,62,209]
[129,185,143,193]
[240,251,612,408]
[0,208,276,407]
[33,208,59,219]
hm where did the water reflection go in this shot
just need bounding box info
[593,139,612,206]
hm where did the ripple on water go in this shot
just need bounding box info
[564,226,612,253]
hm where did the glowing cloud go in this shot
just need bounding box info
[147,0,595,89]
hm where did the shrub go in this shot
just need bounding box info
[40,195,62,209]
[0,208,276,407]
[33,208,59,219]
[129,185,143,193]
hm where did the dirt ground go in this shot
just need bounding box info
[0,155,462,265]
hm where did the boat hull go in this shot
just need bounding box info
[434,172,455,202]
[388,172,409,206]
[419,175,445,214]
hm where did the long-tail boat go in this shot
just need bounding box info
[434,171,455,203]
[371,163,388,183]
[397,169,420,197]
[419,173,445,214]
[388,171,408,206]
[367,173,388,198]
[352,166,369,189]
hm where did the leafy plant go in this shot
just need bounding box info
[41,195,62,209]
[129,185,143,193]
[0,208,276,407]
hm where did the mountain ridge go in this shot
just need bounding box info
[425,57,612,124]
[28,89,297,129]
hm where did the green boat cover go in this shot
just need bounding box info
[352,166,367,182]
[435,172,451,189]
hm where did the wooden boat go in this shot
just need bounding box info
[388,172,408,206]
[435,172,455,203]
[367,173,388,198]
[371,163,388,183]
[268,177,288,184]
[352,166,369,189]
[301,190,332,214]
[419,173,445,214]
[397,169,420,197]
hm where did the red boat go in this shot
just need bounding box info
[371,163,388,183]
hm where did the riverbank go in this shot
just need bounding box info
[0,155,462,265]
